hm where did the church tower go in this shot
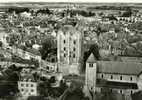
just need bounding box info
[86,53,97,90]
[57,25,83,75]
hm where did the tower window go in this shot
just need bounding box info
[31,89,34,92]
[130,77,133,81]
[89,63,93,67]
[73,54,75,58]
[64,54,66,57]
[73,47,76,51]
[73,40,76,45]
[63,40,66,44]
[120,76,122,80]
[64,47,66,51]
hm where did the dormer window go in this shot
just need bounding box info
[89,63,93,67]
[130,77,133,81]
[111,75,113,79]
[120,90,122,94]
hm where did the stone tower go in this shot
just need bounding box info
[57,25,83,75]
[86,53,97,90]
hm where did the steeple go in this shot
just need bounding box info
[87,53,97,63]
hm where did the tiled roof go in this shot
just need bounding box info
[86,53,97,63]
[86,53,142,75]
[21,74,35,81]
[97,61,142,75]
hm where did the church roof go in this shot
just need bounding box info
[97,61,142,75]
[86,53,142,75]
[59,25,81,35]
[86,53,97,63]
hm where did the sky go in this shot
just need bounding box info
[0,0,142,3]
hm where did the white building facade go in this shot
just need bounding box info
[57,25,83,75]
[18,81,38,97]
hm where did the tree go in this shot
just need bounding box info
[39,36,57,60]
[132,91,142,100]
[59,81,88,100]
[0,64,20,98]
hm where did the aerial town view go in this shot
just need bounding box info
[0,1,142,100]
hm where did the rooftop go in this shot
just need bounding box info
[97,61,142,75]
[86,54,142,75]
[86,53,97,63]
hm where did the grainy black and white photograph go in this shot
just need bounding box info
[0,0,142,100]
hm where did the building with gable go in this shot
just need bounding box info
[57,25,83,75]
[86,53,142,97]
[18,73,38,97]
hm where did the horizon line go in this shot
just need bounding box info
[1,1,142,4]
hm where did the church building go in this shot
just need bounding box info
[86,53,142,97]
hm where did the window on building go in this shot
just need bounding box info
[110,89,112,93]
[31,89,34,92]
[63,40,66,44]
[120,76,122,80]
[101,74,104,79]
[89,63,93,67]
[73,40,76,45]
[111,75,113,79]
[100,88,102,92]
[73,47,75,51]
[120,90,122,94]
[131,91,133,94]
[64,47,66,51]
[21,88,24,92]
[130,77,133,81]
[31,84,33,87]
[46,66,49,70]
[21,84,24,87]
[64,53,66,57]
[73,54,75,58]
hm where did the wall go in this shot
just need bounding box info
[18,81,37,97]
[96,87,138,99]
[97,73,137,83]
